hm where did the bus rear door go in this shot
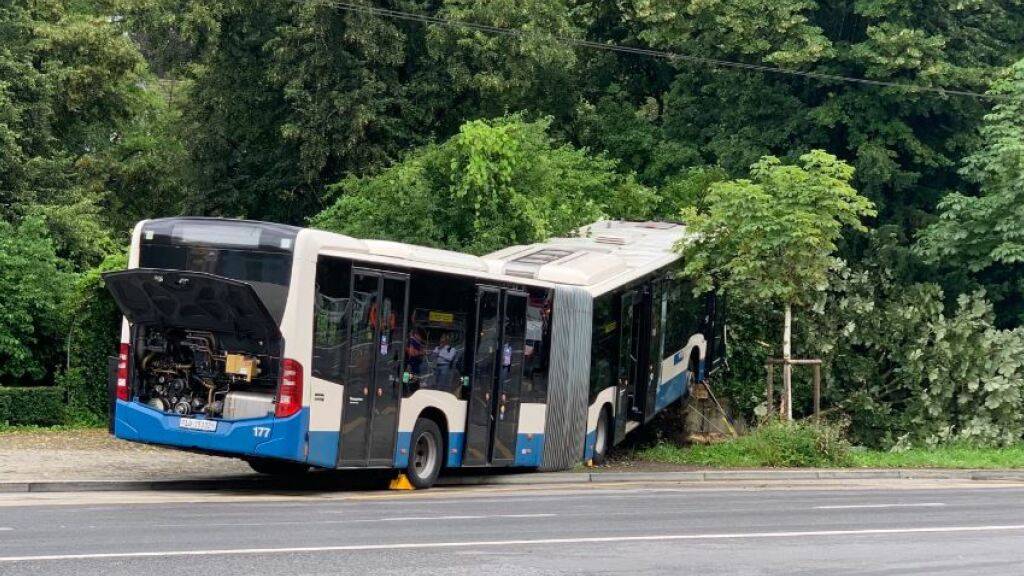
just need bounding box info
[337,268,408,467]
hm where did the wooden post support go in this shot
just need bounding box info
[765,363,774,416]
[813,363,821,422]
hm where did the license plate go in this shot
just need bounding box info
[179,417,217,432]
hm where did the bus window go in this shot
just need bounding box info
[403,270,474,396]
[312,256,352,382]
[590,292,618,399]
[137,220,297,323]
[521,288,553,403]
[664,279,702,356]
[406,308,467,394]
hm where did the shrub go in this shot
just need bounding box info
[63,253,126,422]
[0,387,67,426]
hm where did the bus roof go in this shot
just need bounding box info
[137,218,694,295]
[483,220,692,295]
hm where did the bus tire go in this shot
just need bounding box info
[592,406,613,466]
[246,457,310,476]
[406,417,443,489]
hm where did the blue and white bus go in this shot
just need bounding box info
[106,218,724,488]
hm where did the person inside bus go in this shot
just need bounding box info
[432,333,457,390]
[406,327,426,377]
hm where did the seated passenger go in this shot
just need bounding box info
[433,334,457,389]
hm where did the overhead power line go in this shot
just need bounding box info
[329,1,1006,101]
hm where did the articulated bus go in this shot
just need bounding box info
[106,218,724,488]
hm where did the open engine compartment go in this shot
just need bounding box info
[134,326,280,420]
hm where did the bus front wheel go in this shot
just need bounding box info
[406,417,443,489]
[592,406,612,466]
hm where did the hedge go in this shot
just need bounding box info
[0,387,66,426]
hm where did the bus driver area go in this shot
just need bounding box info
[104,218,724,489]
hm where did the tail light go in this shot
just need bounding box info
[275,358,303,418]
[116,343,131,401]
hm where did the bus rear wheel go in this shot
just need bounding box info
[405,417,443,489]
[246,457,310,476]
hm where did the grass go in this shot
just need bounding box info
[636,420,853,468]
[0,422,104,434]
[850,444,1024,469]
[636,423,1024,469]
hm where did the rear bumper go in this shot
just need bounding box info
[113,400,308,463]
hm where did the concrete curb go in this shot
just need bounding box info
[3,468,1024,493]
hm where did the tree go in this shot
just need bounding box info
[427,0,582,127]
[917,59,1024,325]
[678,150,875,418]
[0,0,166,264]
[311,115,658,254]
[0,217,71,385]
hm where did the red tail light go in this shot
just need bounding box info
[116,343,131,401]
[275,358,303,418]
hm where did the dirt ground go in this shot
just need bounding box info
[0,428,253,482]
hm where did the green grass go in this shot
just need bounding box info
[636,423,1024,469]
[0,423,104,434]
[850,445,1024,469]
[636,420,854,468]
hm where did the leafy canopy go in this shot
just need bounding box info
[0,217,71,383]
[918,60,1024,272]
[311,115,657,254]
[679,150,876,307]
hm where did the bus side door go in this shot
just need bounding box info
[463,287,527,466]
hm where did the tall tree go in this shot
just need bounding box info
[678,150,875,418]
[917,60,1024,325]
[311,115,657,254]
[0,0,149,264]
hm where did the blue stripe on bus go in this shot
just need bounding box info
[583,429,597,461]
[114,399,308,463]
[393,431,467,469]
[655,359,705,412]
[514,433,544,467]
[307,431,339,468]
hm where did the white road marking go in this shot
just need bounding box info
[0,528,11,531]
[153,512,555,529]
[815,503,947,510]
[378,513,554,522]
[4,524,1024,563]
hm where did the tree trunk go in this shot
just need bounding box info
[782,303,793,421]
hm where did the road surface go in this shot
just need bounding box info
[2,479,1023,575]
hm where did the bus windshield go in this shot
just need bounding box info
[137,219,299,323]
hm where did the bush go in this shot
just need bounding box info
[0,387,67,426]
[64,253,126,422]
[638,419,853,468]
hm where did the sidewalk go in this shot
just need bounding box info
[3,429,1024,493]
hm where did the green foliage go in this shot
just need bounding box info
[0,387,67,426]
[0,217,71,385]
[64,254,128,420]
[637,420,853,468]
[679,150,875,307]
[917,60,1024,324]
[0,0,153,265]
[613,0,1024,229]
[312,115,658,254]
[849,443,1024,469]
[428,0,582,124]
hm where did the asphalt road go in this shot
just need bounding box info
[2,480,1024,575]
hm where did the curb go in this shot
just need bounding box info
[3,468,1024,493]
